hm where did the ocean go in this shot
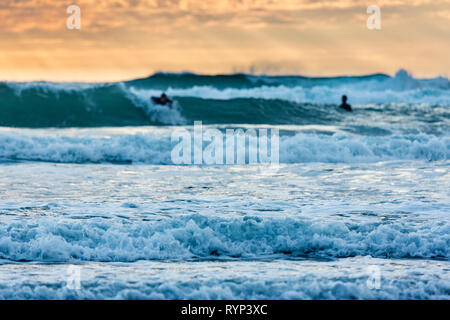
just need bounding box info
[0,69,448,299]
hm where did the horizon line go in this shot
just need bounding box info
[1,69,447,84]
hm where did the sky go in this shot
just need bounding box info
[1,0,449,81]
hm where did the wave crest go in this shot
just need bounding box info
[0,214,447,262]
[0,70,448,127]
[0,130,448,164]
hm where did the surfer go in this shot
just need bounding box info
[152,93,173,106]
[338,95,352,112]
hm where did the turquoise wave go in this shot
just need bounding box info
[0,70,448,127]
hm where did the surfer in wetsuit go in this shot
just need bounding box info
[338,95,352,112]
[152,93,173,106]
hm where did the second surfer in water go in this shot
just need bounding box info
[338,95,352,112]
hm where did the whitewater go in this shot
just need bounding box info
[0,70,448,299]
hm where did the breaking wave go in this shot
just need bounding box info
[0,214,448,262]
[0,130,448,164]
[0,70,448,127]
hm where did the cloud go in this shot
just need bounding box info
[1,0,447,34]
[0,0,448,80]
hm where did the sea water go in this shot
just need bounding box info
[0,70,448,299]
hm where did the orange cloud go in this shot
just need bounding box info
[0,0,449,81]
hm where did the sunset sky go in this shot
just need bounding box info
[1,0,449,81]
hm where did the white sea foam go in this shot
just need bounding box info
[0,214,447,262]
[5,69,450,105]
[119,83,187,125]
[0,258,448,299]
[128,70,450,105]
[0,130,448,164]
